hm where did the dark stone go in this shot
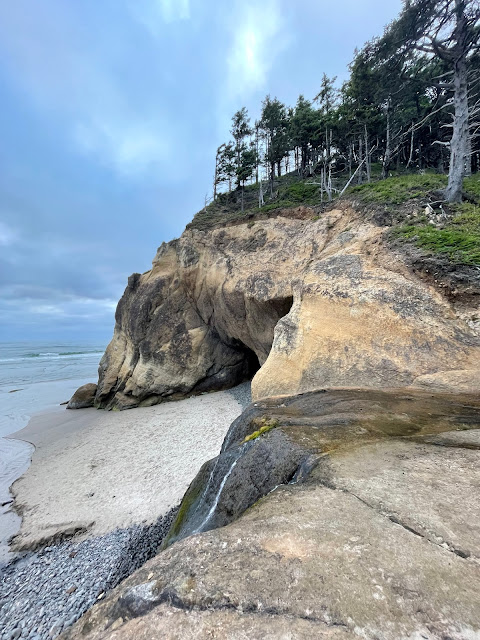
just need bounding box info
[67,384,97,410]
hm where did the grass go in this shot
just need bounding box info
[348,173,447,205]
[392,173,480,266]
[395,204,480,265]
[348,172,480,266]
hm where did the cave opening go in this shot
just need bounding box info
[230,294,294,385]
[233,341,261,381]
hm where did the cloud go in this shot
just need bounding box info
[226,0,287,103]
[0,2,175,178]
[0,222,18,247]
[0,286,118,330]
[73,119,172,177]
[128,0,190,35]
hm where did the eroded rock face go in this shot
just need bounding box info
[63,389,480,640]
[67,383,97,409]
[95,207,480,409]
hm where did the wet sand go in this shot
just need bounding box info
[8,387,248,552]
[0,437,34,565]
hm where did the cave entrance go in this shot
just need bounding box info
[232,340,261,381]
[230,294,294,384]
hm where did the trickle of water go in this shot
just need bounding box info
[193,444,247,534]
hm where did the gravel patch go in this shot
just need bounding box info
[225,381,251,411]
[0,507,178,640]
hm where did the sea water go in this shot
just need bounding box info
[0,341,105,563]
[0,341,105,438]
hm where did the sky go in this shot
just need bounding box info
[0,0,403,344]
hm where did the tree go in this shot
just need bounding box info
[260,96,290,188]
[236,144,257,212]
[213,142,235,197]
[315,73,338,116]
[289,96,320,174]
[231,107,252,188]
[379,0,480,201]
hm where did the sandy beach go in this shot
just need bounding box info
[1,384,250,638]
[9,385,249,552]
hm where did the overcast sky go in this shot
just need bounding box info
[0,0,402,344]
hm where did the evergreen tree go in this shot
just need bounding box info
[231,108,252,188]
[260,96,290,185]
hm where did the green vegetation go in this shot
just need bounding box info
[395,205,480,266]
[348,174,447,205]
[243,417,279,443]
[285,182,320,203]
[161,466,207,547]
[384,173,480,265]
[204,0,480,238]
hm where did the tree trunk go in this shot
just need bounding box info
[357,136,364,185]
[406,125,414,169]
[445,56,469,202]
[364,124,371,183]
[382,98,392,179]
[465,130,472,177]
[301,146,307,174]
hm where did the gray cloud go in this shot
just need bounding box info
[0,0,402,341]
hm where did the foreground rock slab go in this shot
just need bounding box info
[64,482,480,640]
[64,391,480,640]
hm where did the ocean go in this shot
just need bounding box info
[0,341,105,564]
[0,342,105,437]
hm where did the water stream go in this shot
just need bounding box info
[192,443,248,534]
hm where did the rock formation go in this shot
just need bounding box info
[64,388,480,639]
[93,205,480,409]
[63,202,480,638]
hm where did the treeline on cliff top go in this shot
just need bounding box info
[211,0,480,211]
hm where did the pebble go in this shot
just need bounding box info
[0,507,178,640]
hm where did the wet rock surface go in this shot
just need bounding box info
[0,508,177,640]
[64,389,480,639]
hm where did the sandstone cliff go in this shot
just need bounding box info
[63,202,480,639]
[95,204,480,409]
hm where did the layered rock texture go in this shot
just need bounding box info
[94,205,480,409]
[65,389,480,639]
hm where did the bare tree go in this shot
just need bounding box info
[386,0,480,201]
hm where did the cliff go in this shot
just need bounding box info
[95,202,480,410]
[63,197,480,639]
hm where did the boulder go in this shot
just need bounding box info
[67,383,97,410]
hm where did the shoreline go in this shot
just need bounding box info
[0,383,250,640]
[0,377,96,566]
[9,385,249,552]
